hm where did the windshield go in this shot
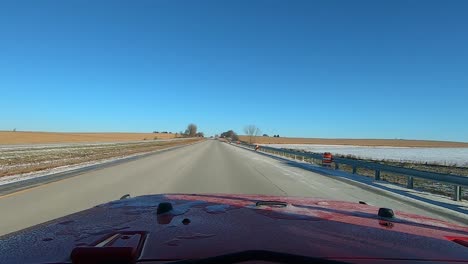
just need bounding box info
[0,0,467,256]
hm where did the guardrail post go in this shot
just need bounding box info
[375,170,381,180]
[453,186,461,201]
[407,176,414,189]
[352,166,357,174]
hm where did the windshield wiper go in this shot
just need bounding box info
[168,250,351,264]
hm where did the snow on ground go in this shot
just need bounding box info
[235,144,468,220]
[236,145,468,219]
[0,138,193,186]
[0,138,186,151]
[0,149,159,186]
[262,144,468,167]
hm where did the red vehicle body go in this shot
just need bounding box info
[1,194,467,263]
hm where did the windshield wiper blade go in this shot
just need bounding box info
[168,250,352,264]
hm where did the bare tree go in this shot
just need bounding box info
[244,125,260,144]
[185,123,198,137]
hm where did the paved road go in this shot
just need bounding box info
[0,140,459,236]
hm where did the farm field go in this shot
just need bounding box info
[0,138,202,182]
[262,144,468,167]
[240,136,468,148]
[0,131,178,145]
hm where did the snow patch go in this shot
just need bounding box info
[0,150,159,186]
[262,144,468,167]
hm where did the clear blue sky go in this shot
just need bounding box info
[1,0,467,141]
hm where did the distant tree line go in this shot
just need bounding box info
[153,123,204,138]
[219,125,262,144]
[262,134,280,137]
[220,130,239,141]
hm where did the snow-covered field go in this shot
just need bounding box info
[262,144,468,167]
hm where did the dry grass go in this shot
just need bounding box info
[239,136,468,148]
[1,138,203,177]
[0,131,179,145]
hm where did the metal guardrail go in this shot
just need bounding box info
[236,142,467,201]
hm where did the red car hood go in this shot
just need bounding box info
[1,194,467,263]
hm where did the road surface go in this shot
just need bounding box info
[0,140,461,236]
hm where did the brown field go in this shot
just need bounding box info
[238,136,468,148]
[0,131,179,145]
[1,138,202,177]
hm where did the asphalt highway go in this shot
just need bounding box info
[0,140,461,236]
